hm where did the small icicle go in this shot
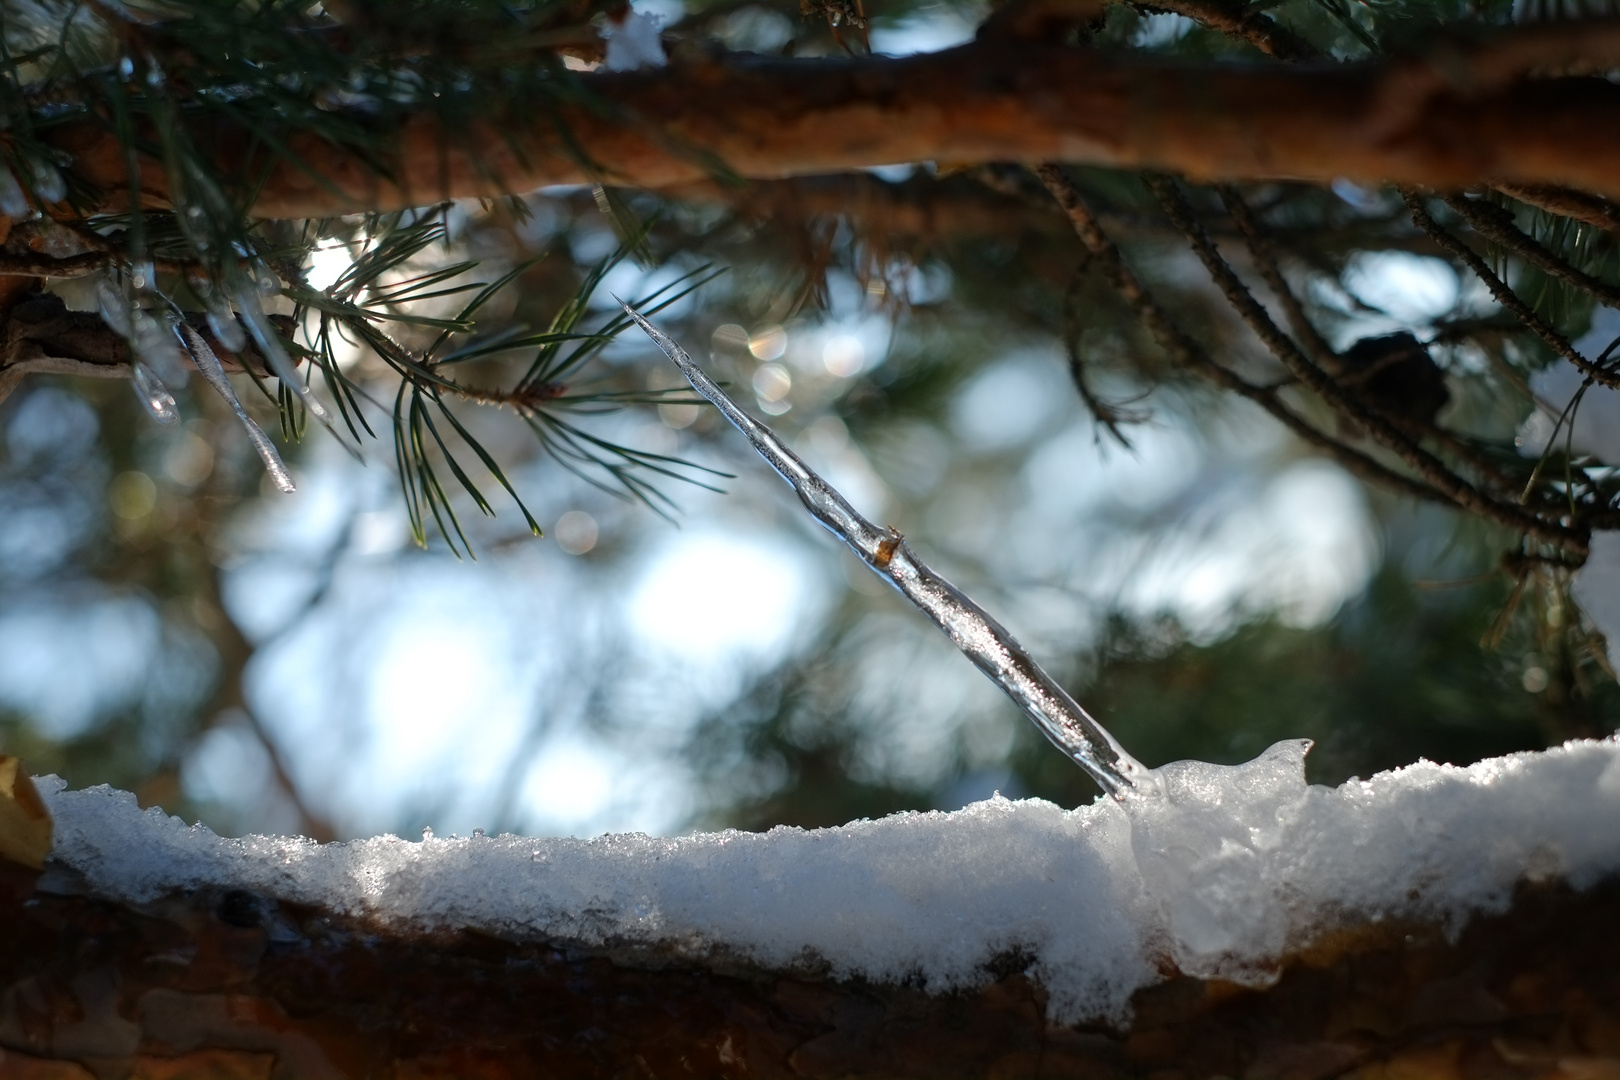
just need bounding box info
[622,302,1158,800]
[28,160,65,205]
[0,168,29,218]
[131,308,190,387]
[205,306,247,353]
[230,281,359,458]
[130,362,179,425]
[177,321,296,493]
[96,278,133,337]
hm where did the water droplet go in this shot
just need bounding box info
[206,306,248,353]
[131,309,189,386]
[0,168,27,218]
[96,279,132,337]
[472,828,486,838]
[131,363,179,425]
[28,160,64,205]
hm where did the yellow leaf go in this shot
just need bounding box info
[0,755,53,870]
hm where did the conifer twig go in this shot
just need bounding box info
[1033,164,1483,522]
[619,300,1156,800]
[1403,190,1620,392]
[1148,175,1570,547]
[1441,192,1620,310]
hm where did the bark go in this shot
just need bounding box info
[50,21,1620,220]
[2,857,1618,1080]
[0,293,296,406]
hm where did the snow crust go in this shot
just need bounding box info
[38,736,1620,1024]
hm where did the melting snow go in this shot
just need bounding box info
[38,736,1620,1024]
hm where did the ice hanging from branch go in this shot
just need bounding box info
[176,321,296,493]
[621,302,1156,799]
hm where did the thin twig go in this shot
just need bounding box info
[1217,183,1522,494]
[1149,173,1576,549]
[1403,189,1620,392]
[1442,192,1620,310]
[1032,163,1471,518]
[1214,185,1338,370]
[1493,182,1620,237]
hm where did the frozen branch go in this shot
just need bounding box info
[621,302,1154,799]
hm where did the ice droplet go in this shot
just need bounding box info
[177,321,295,493]
[96,278,132,337]
[131,363,180,425]
[205,305,248,353]
[0,168,28,218]
[622,303,1155,799]
[131,309,190,387]
[421,826,435,841]
[28,160,65,205]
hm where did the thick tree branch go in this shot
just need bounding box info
[2,858,1618,1078]
[0,293,295,405]
[49,24,1620,219]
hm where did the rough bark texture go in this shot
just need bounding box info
[47,23,1620,220]
[2,858,1618,1080]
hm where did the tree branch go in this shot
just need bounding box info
[48,23,1620,219]
[1032,163,1483,525]
[1148,174,1573,548]
[1442,191,1620,310]
[1402,190,1620,391]
[2,858,1618,1078]
[1493,182,1620,236]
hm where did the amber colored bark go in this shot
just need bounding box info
[46,21,1620,221]
[2,857,1619,1080]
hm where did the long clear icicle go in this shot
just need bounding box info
[622,302,1158,800]
[176,321,296,493]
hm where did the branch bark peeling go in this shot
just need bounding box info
[52,27,1620,219]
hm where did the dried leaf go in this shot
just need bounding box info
[0,756,53,870]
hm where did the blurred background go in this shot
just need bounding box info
[3,0,1617,843]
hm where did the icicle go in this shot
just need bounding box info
[194,278,248,352]
[130,308,189,387]
[230,280,359,458]
[96,278,132,337]
[130,363,179,425]
[205,305,248,353]
[622,302,1159,800]
[176,322,296,493]
[0,168,29,218]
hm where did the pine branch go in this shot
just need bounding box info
[39,23,1620,219]
[1441,192,1620,310]
[1032,163,1490,529]
[1402,190,1620,392]
[1146,175,1565,547]
[1493,182,1620,237]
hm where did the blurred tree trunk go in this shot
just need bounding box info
[2,860,1618,1080]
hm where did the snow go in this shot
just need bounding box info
[36,735,1620,1024]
